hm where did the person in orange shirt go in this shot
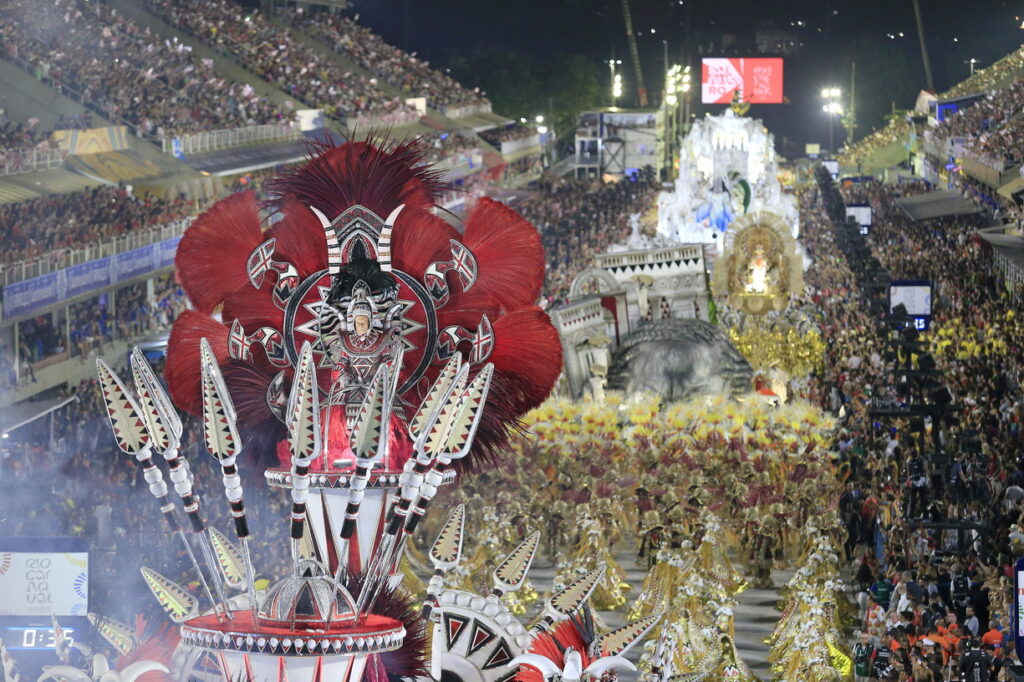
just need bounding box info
[939,612,962,649]
[925,619,955,666]
[980,620,1003,650]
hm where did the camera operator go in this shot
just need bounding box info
[907,448,929,518]
[950,561,972,623]
[871,633,898,680]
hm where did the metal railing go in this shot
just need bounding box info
[0,218,192,288]
[0,146,68,177]
[500,135,541,156]
[347,109,422,130]
[595,244,705,270]
[161,123,302,157]
[441,102,493,119]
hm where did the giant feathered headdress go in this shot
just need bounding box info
[166,136,561,469]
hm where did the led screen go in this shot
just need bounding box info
[701,58,784,104]
[846,205,872,227]
[889,281,932,317]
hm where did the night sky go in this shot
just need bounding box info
[345,0,1024,152]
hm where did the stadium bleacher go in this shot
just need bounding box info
[0,0,291,140]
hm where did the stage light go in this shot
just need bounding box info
[537,125,548,134]
[1,433,7,439]
[535,115,544,123]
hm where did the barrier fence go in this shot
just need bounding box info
[162,123,302,157]
[0,146,68,177]
[1,218,191,291]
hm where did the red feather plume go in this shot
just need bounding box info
[390,206,461,278]
[489,307,563,415]
[268,200,330,280]
[515,618,592,682]
[457,307,561,469]
[266,137,447,220]
[117,614,179,682]
[175,191,264,313]
[221,287,286,332]
[459,198,545,311]
[165,310,230,415]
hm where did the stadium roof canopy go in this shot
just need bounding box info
[895,190,984,221]
[0,397,75,437]
[976,227,1024,273]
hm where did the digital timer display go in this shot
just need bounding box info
[2,626,77,650]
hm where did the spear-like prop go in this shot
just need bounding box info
[490,530,541,598]
[355,361,466,618]
[199,339,259,612]
[330,362,389,593]
[140,566,200,623]
[96,359,224,622]
[385,356,462,531]
[286,343,320,577]
[359,364,494,619]
[350,357,462,619]
[530,566,606,634]
[401,364,493,536]
[86,613,136,657]
[422,504,465,620]
[130,348,233,619]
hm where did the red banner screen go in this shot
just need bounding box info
[701,58,784,104]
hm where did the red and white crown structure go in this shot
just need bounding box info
[84,139,658,682]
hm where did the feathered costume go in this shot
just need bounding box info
[166,138,561,472]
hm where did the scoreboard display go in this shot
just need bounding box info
[1,626,78,650]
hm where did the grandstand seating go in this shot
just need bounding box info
[0,0,290,140]
[282,8,489,116]
[142,0,419,126]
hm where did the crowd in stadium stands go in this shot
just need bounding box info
[479,125,539,147]
[930,77,1024,166]
[419,130,479,164]
[515,170,659,306]
[503,155,544,184]
[285,9,488,114]
[8,274,188,386]
[0,112,89,172]
[0,112,48,151]
[0,0,291,138]
[0,187,194,267]
[145,0,416,124]
[943,47,1024,100]
[838,118,910,170]
[801,172,1024,677]
[0,111,95,152]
